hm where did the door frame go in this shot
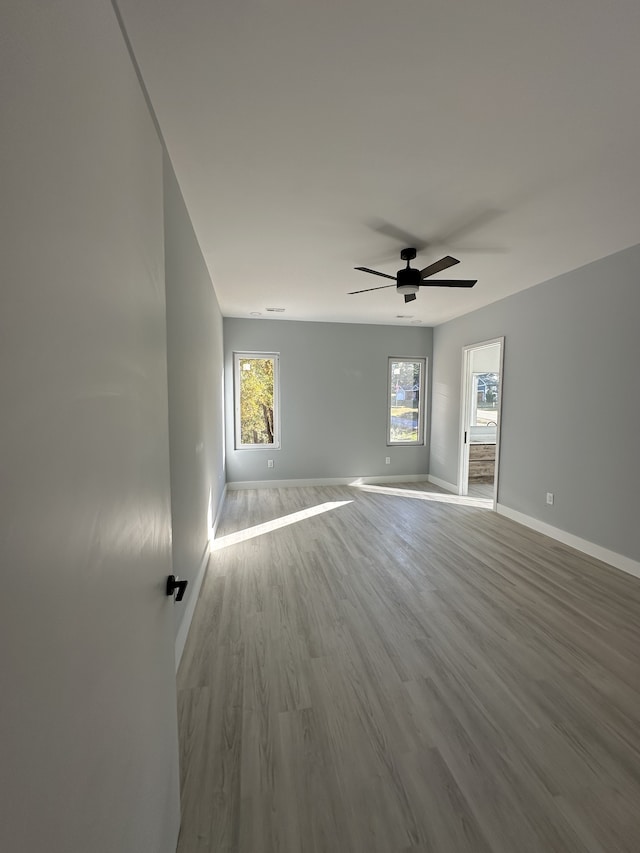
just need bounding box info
[458,336,504,508]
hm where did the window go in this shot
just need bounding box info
[234,353,280,449]
[387,357,426,445]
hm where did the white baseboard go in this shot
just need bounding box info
[174,485,228,670]
[427,474,458,494]
[226,473,430,490]
[496,503,640,581]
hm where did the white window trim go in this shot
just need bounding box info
[234,352,281,450]
[387,356,427,446]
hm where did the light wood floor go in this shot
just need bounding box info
[176,483,640,853]
[467,481,495,499]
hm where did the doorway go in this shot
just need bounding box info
[458,338,504,506]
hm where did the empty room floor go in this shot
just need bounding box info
[176,483,640,853]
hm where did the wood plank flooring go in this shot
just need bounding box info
[176,483,640,853]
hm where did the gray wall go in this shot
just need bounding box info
[224,319,432,483]
[1,2,180,850]
[431,243,640,563]
[163,152,225,656]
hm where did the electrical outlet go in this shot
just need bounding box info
[267,459,274,468]
[546,492,554,505]
[385,457,391,465]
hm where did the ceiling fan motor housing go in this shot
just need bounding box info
[396,266,421,294]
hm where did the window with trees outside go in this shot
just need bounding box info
[234,353,280,449]
[388,357,426,445]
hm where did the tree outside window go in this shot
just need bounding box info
[234,353,280,448]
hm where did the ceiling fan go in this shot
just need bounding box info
[349,248,477,303]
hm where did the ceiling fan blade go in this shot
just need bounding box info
[420,255,460,278]
[366,219,429,252]
[348,284,397,294]
[404,293,417,303]
[420,279,477,288]
[354,266,397,281]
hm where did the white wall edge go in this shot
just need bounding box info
[211,484,228,541]
[226,473,430,491]
[427,474,458,494]
[496,503,640,581]
[174,485,227,670]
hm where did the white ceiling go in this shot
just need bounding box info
[118,0,640,326]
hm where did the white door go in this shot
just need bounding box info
[1,3,181,848]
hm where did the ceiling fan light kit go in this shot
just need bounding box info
[396,275,420,294]
[396,250,421,294]
[349,247,477,302]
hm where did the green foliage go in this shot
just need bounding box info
[239,358,275,444]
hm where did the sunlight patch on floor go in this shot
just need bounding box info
[352,483,493,508]
[211,500,353,550]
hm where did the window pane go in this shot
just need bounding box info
[471,372,499,426]
[236,355,278,447]
[388,358,425,444]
